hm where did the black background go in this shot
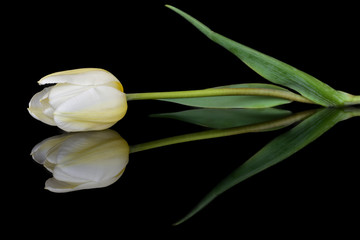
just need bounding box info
[4,0,360,237]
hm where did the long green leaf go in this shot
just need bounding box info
[166,5,351,107]
[151,108,291,129]
[174,108,348,225]
[159,83,292,108]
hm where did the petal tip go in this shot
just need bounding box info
[38,68,121,87]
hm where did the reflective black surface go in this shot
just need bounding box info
[7,0,360,237]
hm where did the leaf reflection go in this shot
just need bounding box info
[173,108,360,225]
[130,109,315,153]
[151,108,292,129]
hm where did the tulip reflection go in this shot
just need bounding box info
[32,109,315,193]
[31,130,129,193]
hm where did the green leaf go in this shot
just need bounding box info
[159,83,292,108]
[174,108,348,225]
[151,108,292,129]
[166,5,351,107]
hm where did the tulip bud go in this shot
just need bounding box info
[31,130,129,193]
[28,68,127,132]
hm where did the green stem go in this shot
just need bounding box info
[129,109,316,154]
[126,88,314,104]
[345,95,360,106]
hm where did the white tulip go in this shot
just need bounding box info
[31,130,129,193]
[28,68,127,132]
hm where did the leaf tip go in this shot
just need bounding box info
[164,4,174,9]
[172,218,186,226]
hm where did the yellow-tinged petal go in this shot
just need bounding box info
[29,68,127,131]
[31,134,71,165]
[32,130,129,192]
[53,86,127,132]
[28,87,57,126]
[38,68,124,92]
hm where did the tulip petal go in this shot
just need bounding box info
[52,86,127,131]
[48,83,92,109]
[28,87,56,126]
[44,131,129,183]
[44,178,78,192]
[38,68,124,92]
[31,134,70,165]
[32,130,129,192]
[45,174,122,193]
[50,146,128,183]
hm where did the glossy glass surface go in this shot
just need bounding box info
[6,0,360,238]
